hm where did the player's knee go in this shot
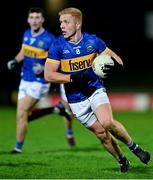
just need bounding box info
[96,129,107,141]
[102,117,114,130]
[17,108,28,121]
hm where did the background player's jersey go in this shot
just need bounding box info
[47,32,108,103]
[21,28,55,83]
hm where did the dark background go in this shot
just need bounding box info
[0,0,153,105]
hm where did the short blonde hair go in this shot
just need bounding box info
[58,7,82,23]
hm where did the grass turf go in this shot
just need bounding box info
[0,106,153,179]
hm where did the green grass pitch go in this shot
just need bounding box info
[0,106,153,179]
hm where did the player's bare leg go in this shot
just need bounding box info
[89,120,130,172]
[60,99,75,147]
[29,99,76,147]
[110,120,151,164]
[12,96,37,153]
[95,103,151,165]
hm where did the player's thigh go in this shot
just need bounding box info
[89,119,105,134]
[17,95,38,113]
[89,88,113,127]
[60,84,67,102]
[60,84,73,115]
[69,100,97,127]
[95,103,113,128]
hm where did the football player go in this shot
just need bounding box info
[44,7,151,172]
[7,7,75,153]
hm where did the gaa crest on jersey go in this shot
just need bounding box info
[86,44,93,52]
[38,41,44,48]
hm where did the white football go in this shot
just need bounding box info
[92,54,114,78]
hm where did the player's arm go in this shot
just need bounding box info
[44,61,90,84]
[14,49,24,63]
[105,48,124,66]
[96,37,123,65]
[99,48,124,77]
[44,61,71,83]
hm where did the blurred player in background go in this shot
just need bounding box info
[7,7,75,153]
[44,7,151,172]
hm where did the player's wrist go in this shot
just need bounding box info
[70,74,78,83]
[70,72,90,83]
[13,59,18,63]
[70,75,73,82]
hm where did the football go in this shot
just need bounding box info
[92,54,114,78]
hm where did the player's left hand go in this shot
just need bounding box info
[7,59,18,71]
[102,64,114,78]
[103,62,124,78]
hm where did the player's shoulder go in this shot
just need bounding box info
[83,32,100,44]
[48,35,63,51]
[41,29,56,46]
[51,35,64,46]
[55,35,65,42]
[84,32,98,39]
[44,29,55,38]
[83,32,100,43]
[23,28,31,36]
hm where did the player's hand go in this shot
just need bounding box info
[70,71,97,96]
[102,64,114,78]
[32,63,44,78]
[7,59,18,71]
[35,71,44,78]
[102,62,123,78]
[70,71,91,83]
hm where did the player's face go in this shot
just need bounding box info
[59,14,79,39]
[27,13,44,32]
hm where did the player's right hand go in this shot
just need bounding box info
[7,59,18,71]
[70,72,90,83]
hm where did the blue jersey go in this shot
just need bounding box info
[47,32,109,103]
[21,28,55,83]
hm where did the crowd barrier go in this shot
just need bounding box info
[36,93,153,111]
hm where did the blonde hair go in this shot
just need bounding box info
[58,7,82,23]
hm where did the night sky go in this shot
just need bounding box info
[0,0,153,101]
